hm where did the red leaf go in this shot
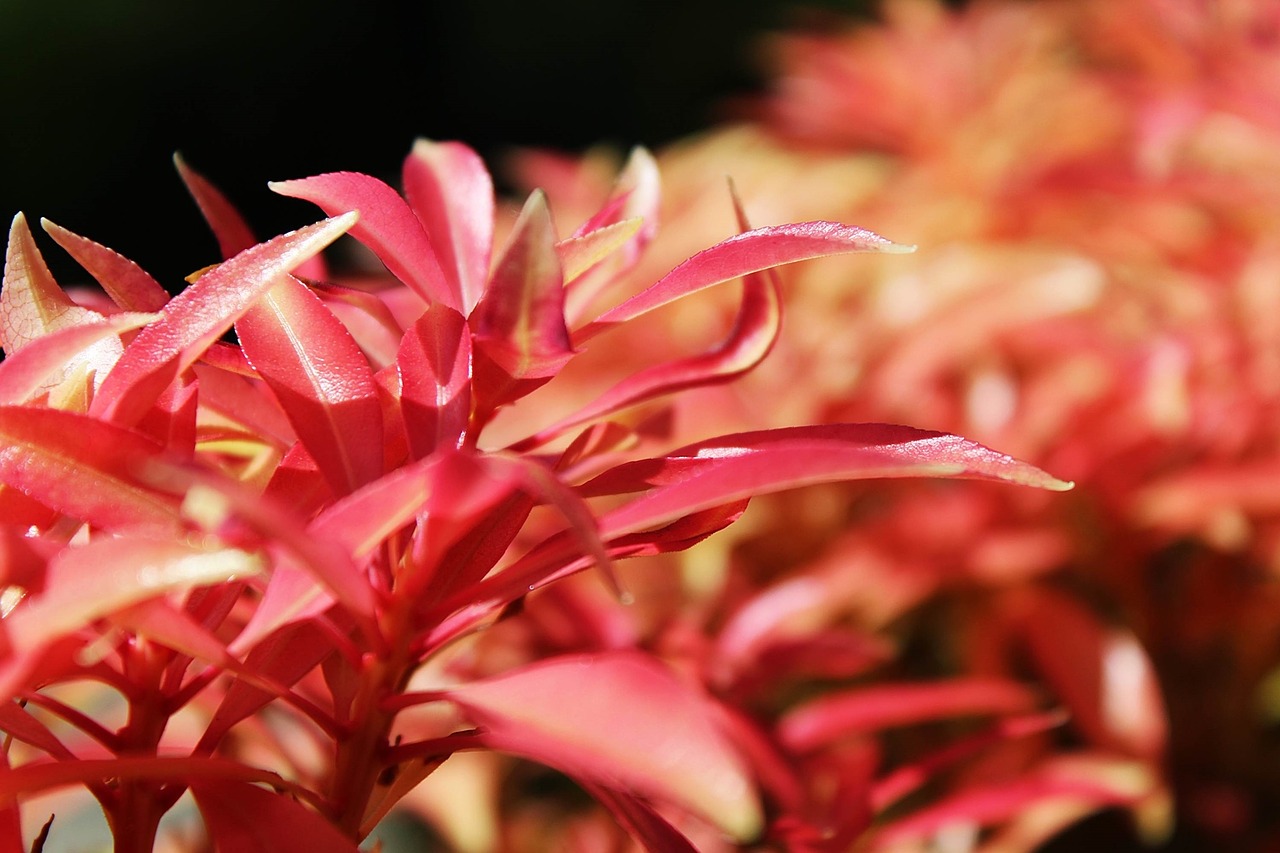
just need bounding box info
[402,139,494,314]
[575,220,913,341]
[471,190,572,387]
[91,214,357,427]
[396,304,472,459]
[40,219,170,312]
[270,171,457,309]
[445,652,762,841]
[0,406,183,530]
[174,153,259,260]
[778,678,1040,752]
[193,780,359,852]
[237,275,383,495]
[2,213,98,354]
[199,621,336,753]
[590,424,1072,539]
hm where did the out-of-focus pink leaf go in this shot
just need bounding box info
[174,153,258,260]
[6,537,262,656]
[0,755,322,810]
[397,304,471,459]
[0,314,154,405]
[870,711,1069,811]
[110,598,237,672]
[1010,588,1168,760]
[872,768,1142,847]
[778,678,1040,753]
[40,220,170,312]
[589,424,1072,539]
[237,274,383,495]
[445,652,763,842]
[271,171,456,309]
[471,191,572,392]
[0,526,56,592]
[0,703,74,760]
[192,780,359,853]
[562,146,660,323]
[586,783,699,853]
[91,214,357,427]
[575,220,913,341]
[2,213,98,354]
[403,138,494,314]
[558,218,643,285]
[0,406,183,530]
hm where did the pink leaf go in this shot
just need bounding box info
[270,171,457,309]
[778,678,1040,752]
[445,652,763,842]
[0,406,183,530]
[575,220,913,342]
[2,213,97,354]
[236,274,383,495]
[396,304,472,459]
[471,190,572,388]
[0,314,154,405]
[520,202,781,449]
[1010,589,1167,760]
[402,138,494,314]
[40,219,170,312]
[193,780,359,852]
[173,152,258,260]
[591,424,1072,539]
[873,769,1141,847]
[90,213,357,427]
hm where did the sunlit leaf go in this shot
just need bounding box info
[91,214,357,427]
[237,274,383,495]
[403,139,494,315]
[1,213,97,354]
[271,171,457,309]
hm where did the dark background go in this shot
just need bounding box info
[2,0,883,288]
